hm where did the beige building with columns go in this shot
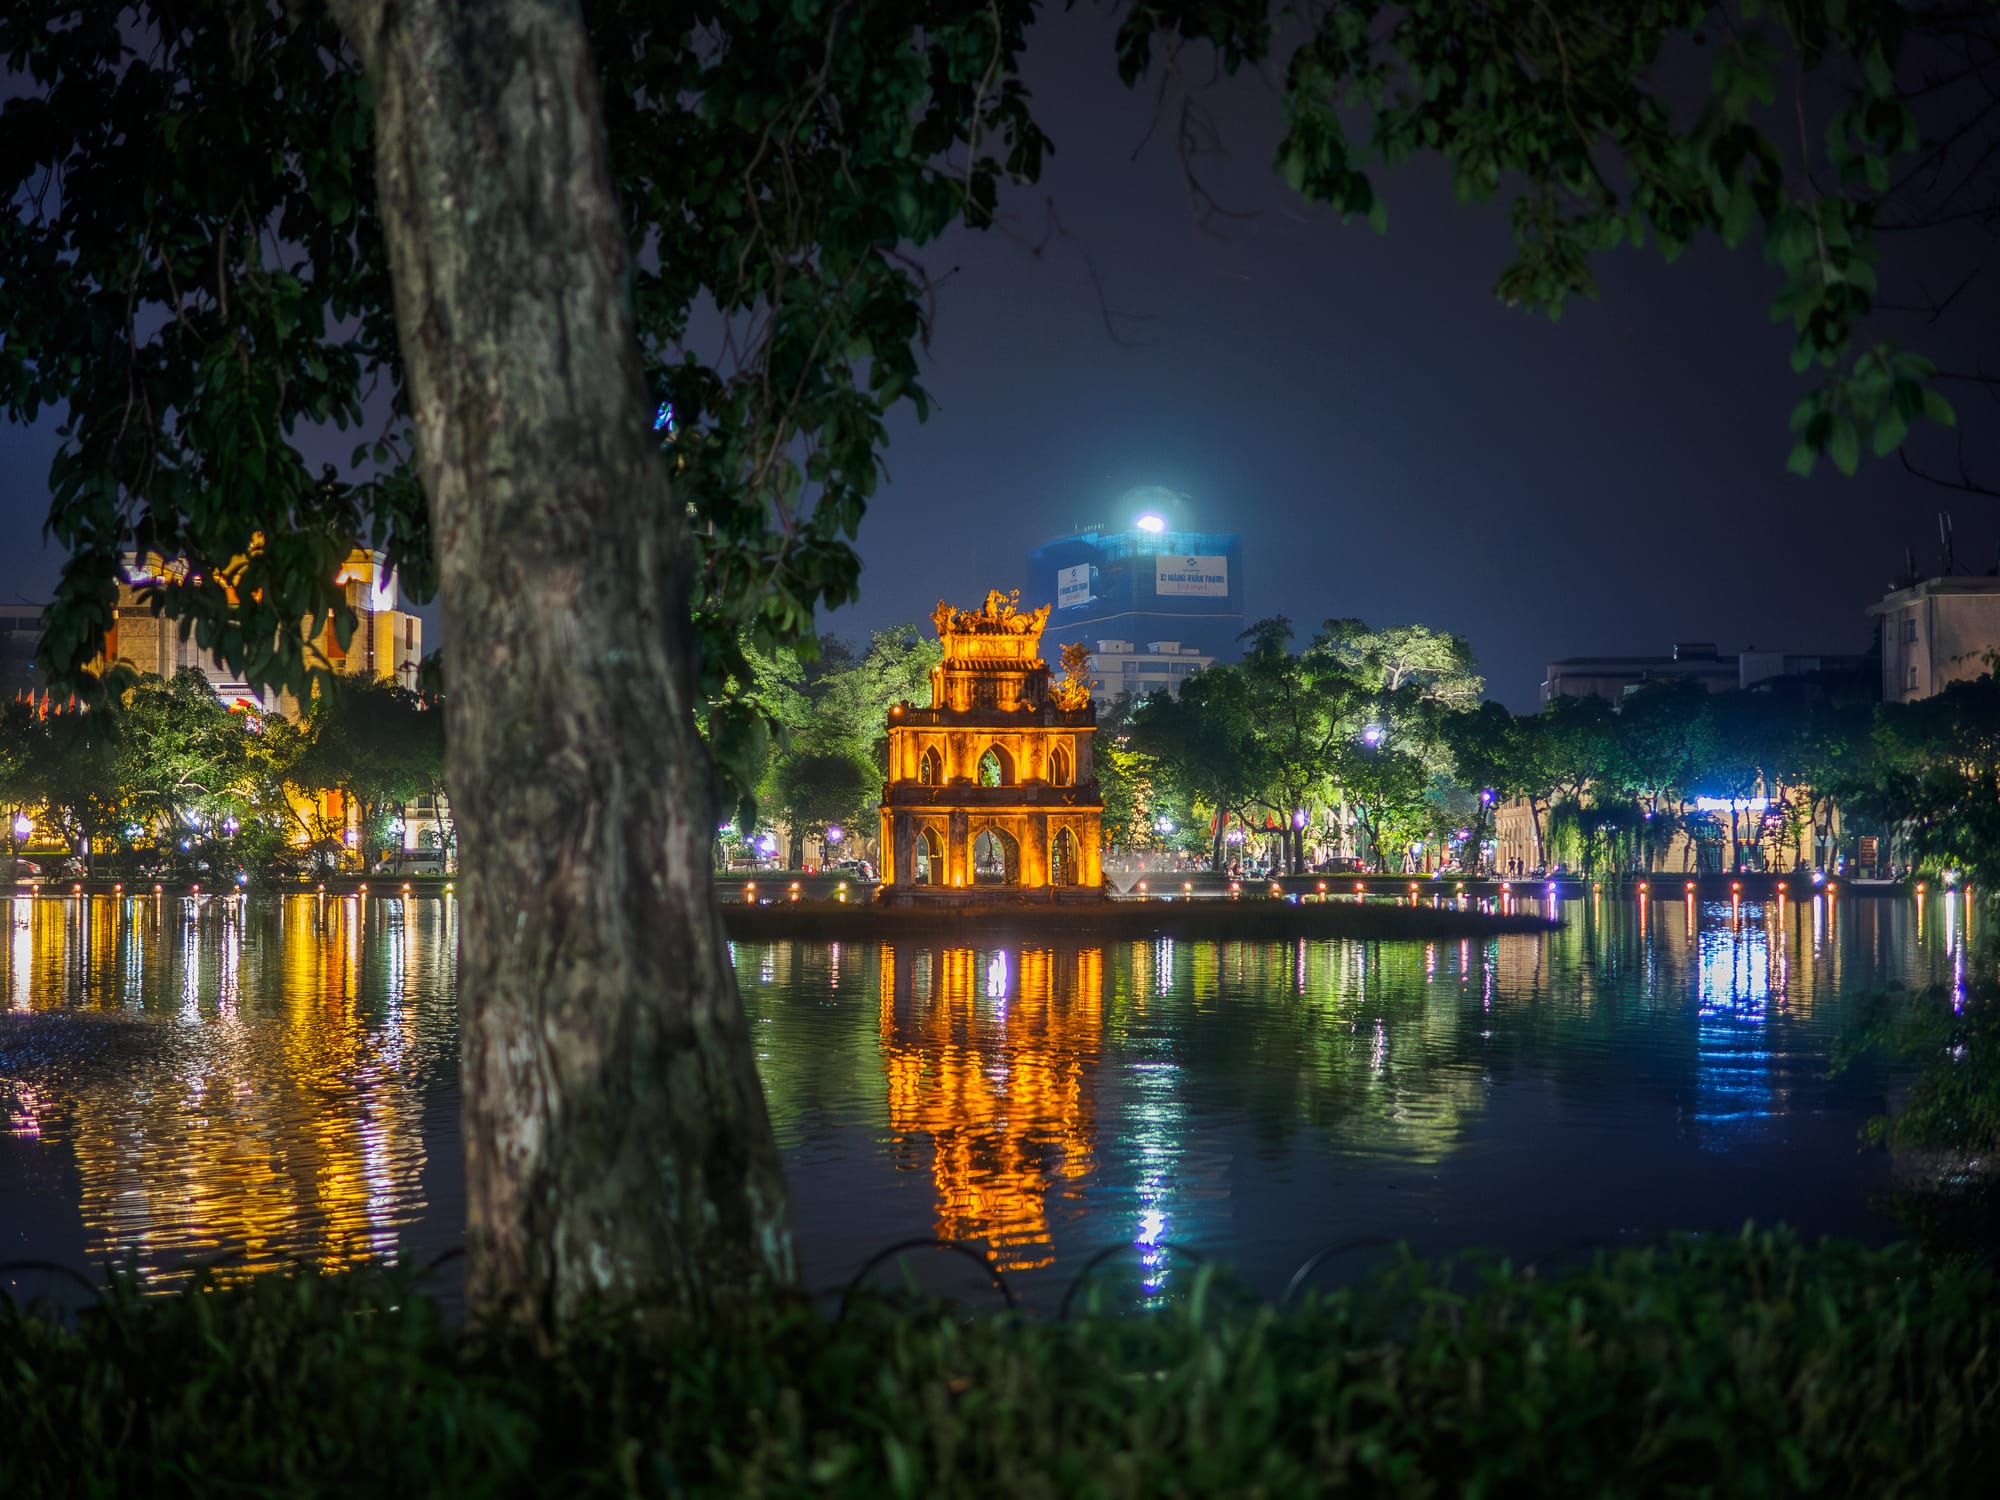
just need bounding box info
[106,547,423,710]
[878,591,1104,899]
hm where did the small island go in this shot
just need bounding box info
[729,587,1556,941]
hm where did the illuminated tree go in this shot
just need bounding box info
[1130,670,1263,871]
[115,671,258,841]
[1320,620,1482,712]
[1838,675,2000,883]
[289,680,443,869]
[766,752,872,869]
[13,706,124,878]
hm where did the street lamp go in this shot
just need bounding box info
[826,825,844,846]
[11,814,29,840]
[1361,724,1384,747]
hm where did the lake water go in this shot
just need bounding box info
[0,889,1976,1306]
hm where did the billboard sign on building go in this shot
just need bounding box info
[1056,563,1092,610]
[1155,555,1228,598]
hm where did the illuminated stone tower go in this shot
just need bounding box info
[879,590,1103,900]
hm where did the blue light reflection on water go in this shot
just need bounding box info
[1691,902,1774,1152]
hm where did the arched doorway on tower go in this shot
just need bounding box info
[1050,826,1079,887]
[912,826,943,885]
[971,826,1020,885]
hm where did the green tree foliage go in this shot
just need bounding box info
[1094,692,1200,856]
[0,698,41,863]
[1129,618,1474,873]
[288,681,444,869]
[1120,628,2000,881]
[0,672,455,880]
[116,670,258,835]
[1121,0,1976,481]
[1437,701,1520,874]
[767,752,872,868]
[1131,666,1264,869]
[0,0,1045,818]
[1337,732,1432,872]
[11,703,124,875]
[1838,675,2000,887]
[1231,619,1361,873]
[1320,619,1482,710]
[736,624,940,858]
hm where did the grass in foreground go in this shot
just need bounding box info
[3,1228,1995,1498]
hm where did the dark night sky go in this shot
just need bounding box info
[1,7,1993,709]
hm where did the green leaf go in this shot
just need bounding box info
[1862,44,1893,98]
[1720,179,1757,247]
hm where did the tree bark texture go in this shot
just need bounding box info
[330,0,795,1325]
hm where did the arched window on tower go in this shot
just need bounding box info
[918,746,942,787]
[977,746,1014,786]
[1049,744,1073,787]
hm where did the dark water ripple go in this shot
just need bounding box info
[0,888,1975,1308]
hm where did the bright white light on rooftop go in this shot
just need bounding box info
[1134,513,1166,533]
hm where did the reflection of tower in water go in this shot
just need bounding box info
[879,944,1103,1271]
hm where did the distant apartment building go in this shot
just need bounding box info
[1541,642,1864,705]
[1868,573,2000,704]
[1028,488,1245,665]
[1088,639,1213,700]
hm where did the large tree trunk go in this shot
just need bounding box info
[331,0,794,1327]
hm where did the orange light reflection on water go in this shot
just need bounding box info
[879,944,1103,1272]
[0,893,451,1284]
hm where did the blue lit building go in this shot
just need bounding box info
[1026,489,1244,694]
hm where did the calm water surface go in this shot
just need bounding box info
[0,890,1979,1304]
